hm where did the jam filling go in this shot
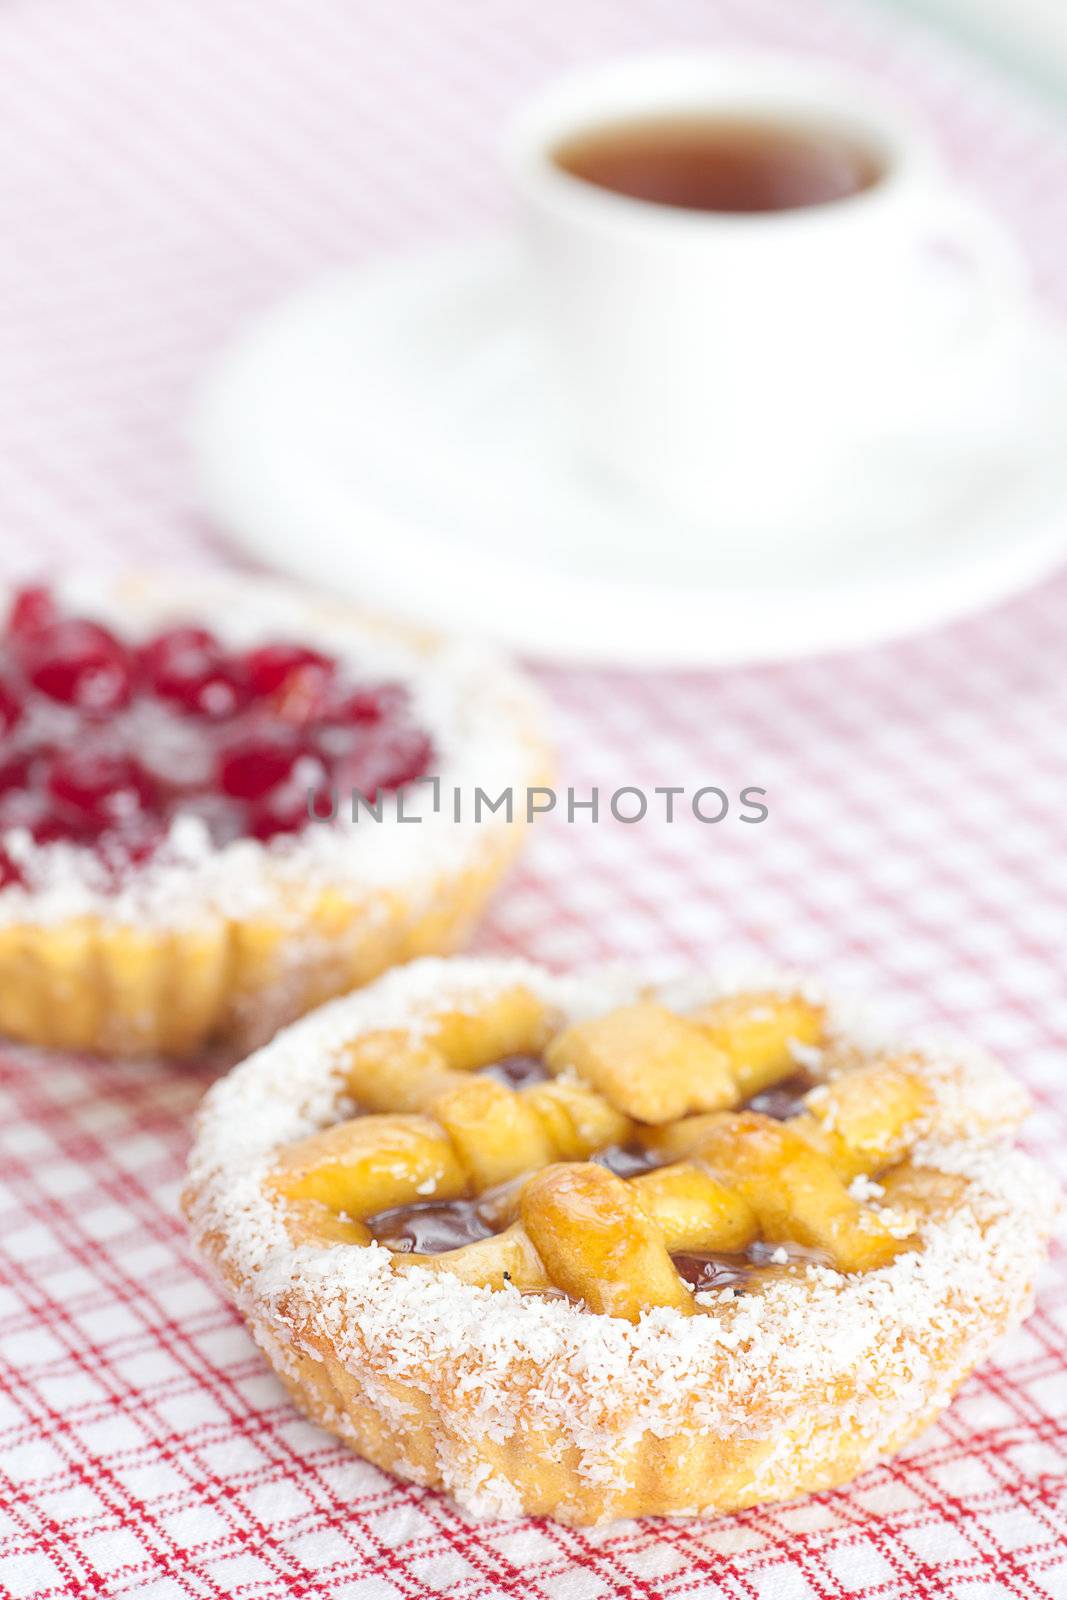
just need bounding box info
[593,1142,665,1178]
[746,1069,816,1121]
[479,1053,549,1090]
[368,1196,497,1254]
[0,585,435,884]
[672,1252,751,1294]
[674,1239,833,1297]
[368,1052,826,1300]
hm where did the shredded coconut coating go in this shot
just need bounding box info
[186,958,1058,1524]
[0,573,546,929]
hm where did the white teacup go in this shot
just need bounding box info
[508,53,1027,532]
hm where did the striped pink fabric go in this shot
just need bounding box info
[1,2,1066,1596]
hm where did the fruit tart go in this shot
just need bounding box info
[185,956,1056,1525]
[0,576,546,1056]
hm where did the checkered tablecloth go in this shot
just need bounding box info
[2,1,1067,1596]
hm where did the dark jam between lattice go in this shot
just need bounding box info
[478,1054,549,1090]
[746,1070,817,1122]
[368,1196,498,1254]
[0,586,435,886]
[365,1053,822,1300]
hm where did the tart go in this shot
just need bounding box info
[185,957,1057,1525]
[0,576,546,1056]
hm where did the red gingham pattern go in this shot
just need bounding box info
[1,1,1067,1596]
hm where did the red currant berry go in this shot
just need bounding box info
[330,681,409,729]
[31,812,82,846]
[217,739,298,802]
[247,793,306,840]
[247,749,333,838]
[0,751,35,795]
[139,625,218,680]
[190,662,249,719]
[0,678,23,735]
[24,620,134,713]
[249,788,336,840]
[245,643,336,698]
[142,627,250,720]
[47,750,159,832]
[0,847,24,888]
[7,585,57,640]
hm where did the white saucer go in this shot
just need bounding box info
[192,240,1067,668]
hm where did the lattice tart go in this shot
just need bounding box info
[0,576,546,1056]
[185,956,1056,1525]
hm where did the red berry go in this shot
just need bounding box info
[141,627,250,720]
[217,739,298,802]
[247,750,333,838]
[7,585,57,640]
[0,847,23,888]
[0,799,64,844]
[31,811,81,846]
[0,751,35,794]
[139,625,218,678]
[245,643,336,698]
[47,750,159,831]
[24,619,133,713]
[247,792,307,840]
[0,678,22,735]
[186,662,250,719]
[330,681,408,729]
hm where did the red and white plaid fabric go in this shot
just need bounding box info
[2,1,1067,1596]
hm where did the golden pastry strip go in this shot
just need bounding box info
[544,991,826,1122]
[687,990,826,1097]
[692,1113,903,1273]
[275,1113,467,1215]
[338,985,555,1110]
[544,1003,735,1123]
[643,1053,931,1177]
[791,1054,931,1179]
[273,1077,631,1215]
[522,1165,696,1319]
[630,1162,758,1252]
[271,988,921,1319]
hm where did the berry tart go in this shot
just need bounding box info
[0,576,547,1056]
[185,957,1056,1525]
